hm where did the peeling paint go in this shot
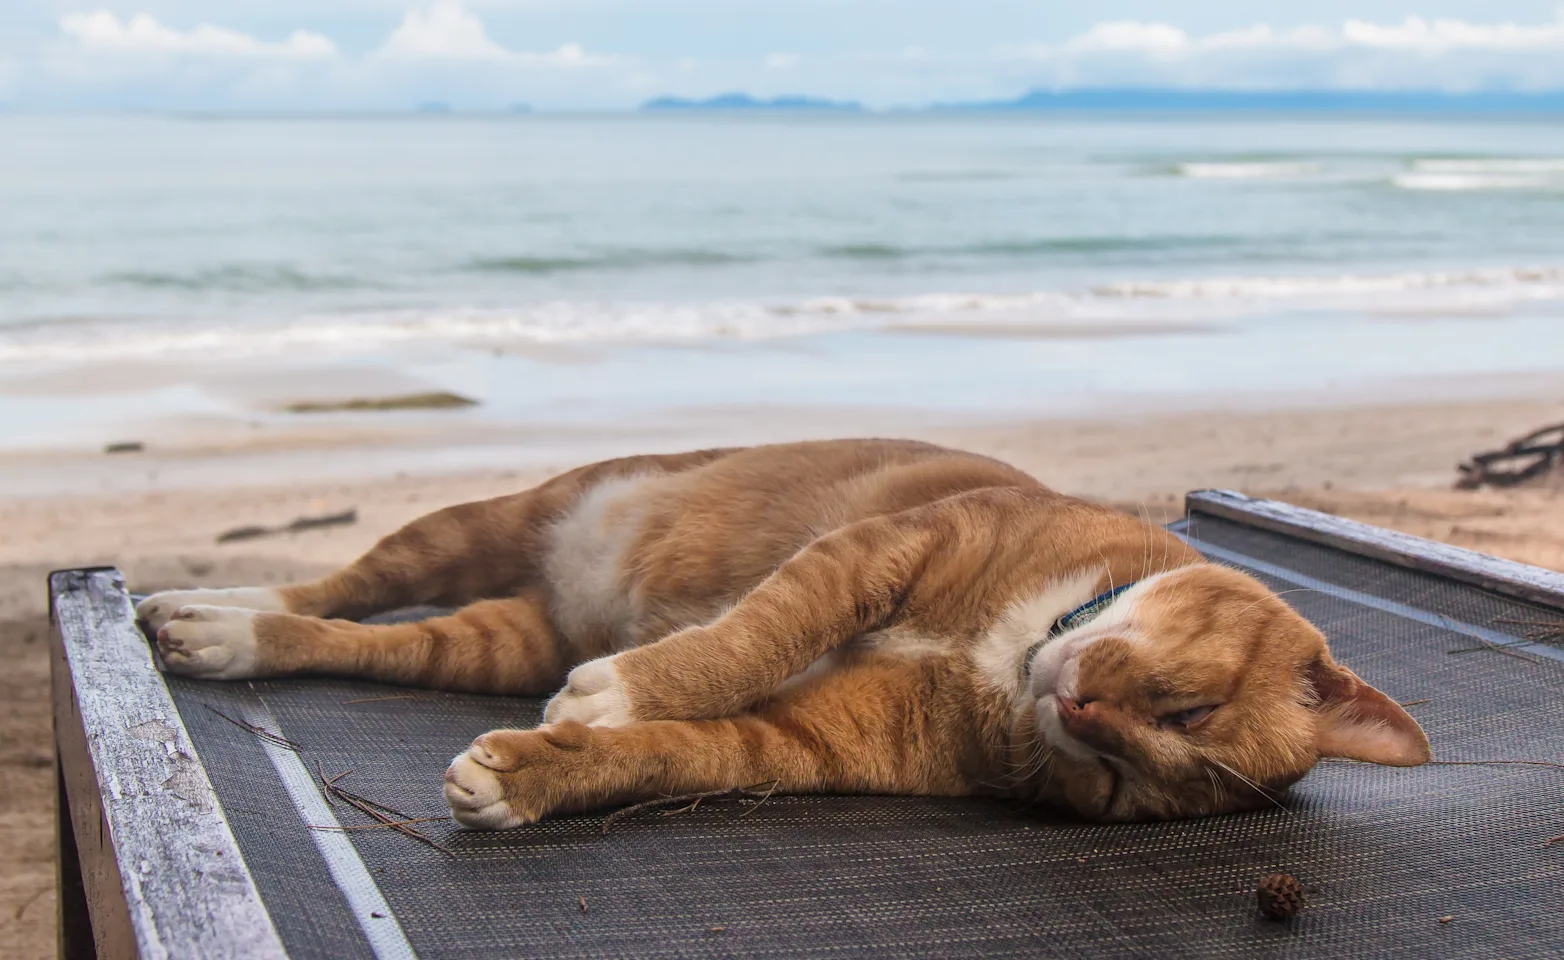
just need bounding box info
[161,753,213,811]
[128,719,177,744]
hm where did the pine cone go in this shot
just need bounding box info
[1256,872,1306,921]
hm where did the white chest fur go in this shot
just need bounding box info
[971,568,1106,701]
[542,475,654,651]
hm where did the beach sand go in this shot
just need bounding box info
[3,395,1563,957]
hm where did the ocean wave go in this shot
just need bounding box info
[1177,161,1321,180]
[107,264,373,292]
[1395,158,1564,192]
[475,237,1240,272]
[1093,265,1564,300]
[896,170,1019,182]
[1411,158,1564,174]
[816,236,1237,261]
[1393,173,1564,192]
[468,249,753,274]
[5,265,1563,364]
[0,294,1196,363]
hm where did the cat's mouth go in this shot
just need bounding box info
[1027,633,1120,763]
[1036,689,1128,764]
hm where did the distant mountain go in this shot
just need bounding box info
[641,93,863,112]
[933,88,1564,114]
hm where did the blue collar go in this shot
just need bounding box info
[1050,583,1137,637]
[1020,582,1138,684]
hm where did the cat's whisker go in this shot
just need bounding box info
[1204,766,1228,807]
[1229,588,1315,621]
[1006,732,1052,785]
[1011,745,1057,793]
[1000,719,1055,787]
[1161,505,1172,575]
[1094,547,1117,595]
[1208,759,1291,816]
[1134,503,1150,582]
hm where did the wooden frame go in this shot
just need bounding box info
[1185,489,1564,612]
[50,567,287,960]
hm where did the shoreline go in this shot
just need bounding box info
[3,368,1563,497]
[4,312,1564,472]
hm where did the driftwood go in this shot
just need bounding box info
[217,508,358,544]
[284,391,476,414]
[1456,422,1564,490]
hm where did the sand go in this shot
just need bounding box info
[3,395,1563,957]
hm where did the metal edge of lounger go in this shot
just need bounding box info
[1185,489,1564,612]
[50,567,288,960]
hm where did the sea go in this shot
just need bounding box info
[2,112,1563,448]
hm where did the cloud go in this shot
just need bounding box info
[375,1,611,66]
[1054,15,1564,56]
[1065,21,1189,54]
[59,10,336,59]
[1014,14,1564,91]
[1341,15,1564,50]
[21,7,1564,110]
[379,1,507,60]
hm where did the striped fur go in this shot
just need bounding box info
[139,439,1430,827]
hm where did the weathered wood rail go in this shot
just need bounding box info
[1185,489,1564,611]
[51,567,286,960]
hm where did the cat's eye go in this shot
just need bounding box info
[1162,704,1218,730]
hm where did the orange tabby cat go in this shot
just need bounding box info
[136,439,1430,827]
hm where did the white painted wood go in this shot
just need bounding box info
[1186,490,1564,611]
[51,568,288,960]
[239,698,416,960]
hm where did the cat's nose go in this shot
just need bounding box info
[1056,696,1107,737]
[1055,695,1097,718]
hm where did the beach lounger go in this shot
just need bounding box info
[49,491,1564,959]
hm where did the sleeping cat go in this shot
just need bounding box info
[135,439,1430,828]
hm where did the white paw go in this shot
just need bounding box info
[155,605,261,680]
[542,656,631,727]
[137,587,285,634]
[444,745,522,830]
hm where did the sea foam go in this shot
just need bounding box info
[1178,162,1321,180]
[1394,158,1564,191]
[3,265,1562,365]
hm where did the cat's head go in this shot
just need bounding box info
[1023,563,1430,821]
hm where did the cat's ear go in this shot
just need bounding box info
[1305,657,1431,767]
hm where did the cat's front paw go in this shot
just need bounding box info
[155,605,262,679]
[137,587,286,633]
[543,656,632,727]
[443,725,593,830]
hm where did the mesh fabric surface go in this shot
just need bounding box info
[162,518,1564,958]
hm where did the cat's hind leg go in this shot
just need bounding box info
[135,493,547,633]
[137,447,738,634]
[155,587,573,694]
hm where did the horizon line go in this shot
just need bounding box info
[8,87,1564,117]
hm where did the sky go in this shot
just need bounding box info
[3,1,1564,110]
